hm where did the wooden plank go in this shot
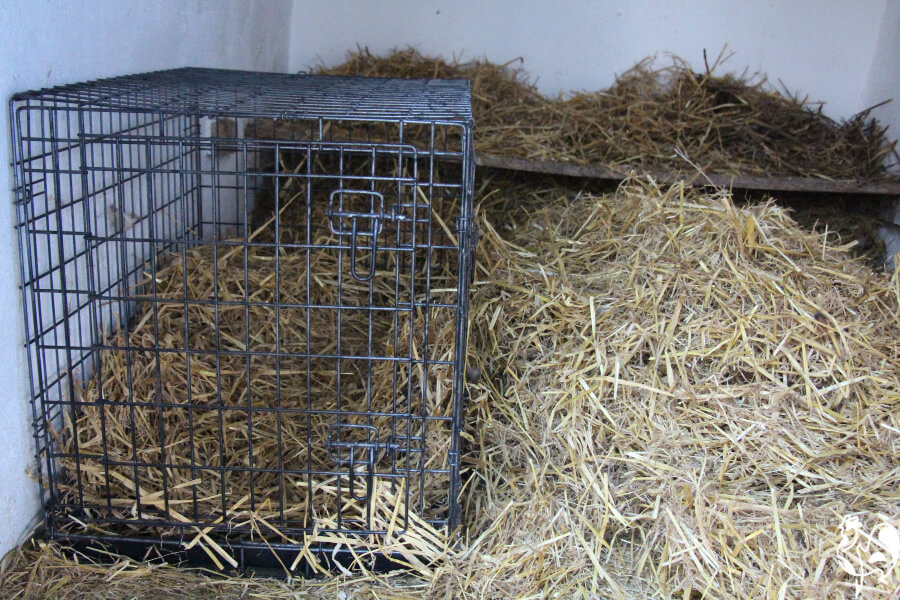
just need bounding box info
[475,154,900,195]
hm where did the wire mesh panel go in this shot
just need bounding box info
[11,68,475,573]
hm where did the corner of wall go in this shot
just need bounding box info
[862,0,900,159]
[285,0,301,74]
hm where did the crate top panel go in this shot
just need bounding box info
[10,67,473,125]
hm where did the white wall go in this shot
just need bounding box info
[290,0,896,138]
[0,0,292,560]
[864,0,900,174]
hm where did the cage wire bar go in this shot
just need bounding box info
[10,68,476,574]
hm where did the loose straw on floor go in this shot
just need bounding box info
[4,176,899,599]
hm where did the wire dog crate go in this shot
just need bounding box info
[11,68,476,574]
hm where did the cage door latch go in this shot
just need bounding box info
[327,189,391,282]
[326,423,381,502]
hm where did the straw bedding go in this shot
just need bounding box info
[54,179,460,552]
[4,175,899,598]
[317,48,897,179]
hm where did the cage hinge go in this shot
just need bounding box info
[13,186,30,207]
[456,216,479,249]
[457,217,479,284]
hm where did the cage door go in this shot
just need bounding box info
[292,142,437,534]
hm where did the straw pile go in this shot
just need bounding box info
[456,177,900,598]
[4,175,900,599]
[317,48,896,179]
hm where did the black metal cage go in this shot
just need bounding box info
[10,68,475,573]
